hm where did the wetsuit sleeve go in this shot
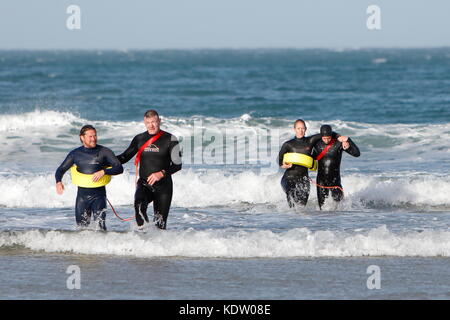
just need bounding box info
[307,133,322,146]
[166,137,182,175]
[117,136,139,164]
[344,138,361,157]
[278,142,290,166]
[101,148,124,175]
[55,152,75,183]
[311,145,319,159]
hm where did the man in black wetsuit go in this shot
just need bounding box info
[312,124,360,209]
[55,125,123,230]
[117,109,182,230]
[278,119,344,208]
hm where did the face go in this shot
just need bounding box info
[322,136,332,144]
[294,122,307,138]
[80,129,97,148]
[144,115,161,134]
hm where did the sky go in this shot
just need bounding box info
[0,0,449,49]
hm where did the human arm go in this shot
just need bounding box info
[92,147,124,182]
[343,137,360,157]
[55,152,74,194]
[56,182,65,195]
[147,137,182,185]
[278,142,292,169]
[102,148,124,176]
[309,132,340,147]
[166,138,182,175]
[116,136,139,164]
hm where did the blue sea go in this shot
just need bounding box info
[0,49,449,299]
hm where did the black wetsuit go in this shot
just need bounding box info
[117,130,182,229]
[55,145,123,230]
[278,134,324,207]
[312,138,360,209]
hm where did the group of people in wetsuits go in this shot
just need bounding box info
[55,110,359,231]
[278,119,360,210]
[56,109,182,231]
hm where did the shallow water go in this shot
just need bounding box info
[0,49,449,299]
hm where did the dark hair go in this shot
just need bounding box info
[79,125,96,142]
[144,109,160,119]
[294,119,306,128]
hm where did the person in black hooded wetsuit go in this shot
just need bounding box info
[278,119,342,208]
[312,124,360,209]
[117,109,182,230]
[55,125,123,230]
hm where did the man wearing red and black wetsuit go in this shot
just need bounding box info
[117,110,182,229]
[312,124,360,209]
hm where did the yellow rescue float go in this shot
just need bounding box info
[70,165,111,188]
[283,153,318,171]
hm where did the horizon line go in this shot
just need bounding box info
[0,45,450,52]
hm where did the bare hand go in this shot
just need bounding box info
[56,182,64,195]
[337,136,348,143]
[342,141,350,150]
[92,170,105,182]
[281,162,293,169]
[147,171,165,186]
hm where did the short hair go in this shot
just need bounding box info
[79,125,96,142]
[144,109,160,119]
[294,119,306,128]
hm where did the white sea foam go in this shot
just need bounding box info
[1,110,449,166]
[372,58,388,64]
[0,109,79,132]
[1,226,448,258]
[1,170,450,210]
[1,110,449,209]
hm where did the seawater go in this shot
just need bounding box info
[0,49,449,299]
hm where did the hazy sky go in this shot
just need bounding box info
[0,0,449,49]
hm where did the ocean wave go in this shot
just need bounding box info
[1,226,448,258]
[0,110,80,132]
[1,170,450,210]
[1,110,449,149]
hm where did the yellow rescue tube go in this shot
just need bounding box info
[283,153,318,171]
[70,165,111,188]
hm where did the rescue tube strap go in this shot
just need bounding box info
[106,198,134,222]
[134,130,165,166]
[316,138,336,161]
[309,178,344,192]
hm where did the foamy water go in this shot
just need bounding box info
[1,170,450,210]
[1,110,449,167]
[1,226,449,258]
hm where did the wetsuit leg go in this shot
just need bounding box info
[331,187,344,203]
[90,195,107,231]
[75,187,107,230]
[152,178,173,230]
[134,179,154,227]
[281,175,310,207]
[134,178,173,229]
[75,189,91,227]
[317,185,329,210]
